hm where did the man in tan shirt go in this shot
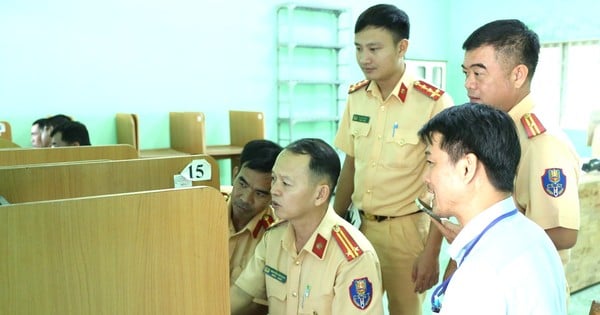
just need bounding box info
[228,139,282,314]
[231,138,383,315]
[435,19,580,292]
[334,4,454,314]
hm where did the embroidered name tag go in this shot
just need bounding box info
[352,114,370,123]
[263,265,287,283]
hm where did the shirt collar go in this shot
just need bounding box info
[365,71,415,102]
[228,200,272,236]
[448,197,517,264]
[281,207,337,260]
[508,94,535,123]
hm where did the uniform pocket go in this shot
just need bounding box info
[299,286,333,315]
[381,129,422,169]
[350,121,371,156]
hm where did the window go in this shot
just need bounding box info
[406,59,447,90]
[532,40,600,129]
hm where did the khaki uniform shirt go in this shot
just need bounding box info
[229,199,276,285]
[235,207,383,315]
[335,73,453,216]
[508,95,581,263]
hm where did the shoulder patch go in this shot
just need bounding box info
[331,224,364,261]
[541,168,567,198]
[348,80,370,94]
[520,113,546,138]
[349,277,373,310]
[413,80,444,100]
[252,214,275,238]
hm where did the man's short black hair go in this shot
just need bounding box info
[51,121,91,146]
[462,19,540,81]
[418,103,520,193]
[285,138,341,197]
[240,139,283,173]
[355,4,410,43]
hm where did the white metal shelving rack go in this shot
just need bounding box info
[275,3,350,146]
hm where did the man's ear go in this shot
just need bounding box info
[462,153,478,183]
[314,184,331,207]
[512,64,529,89]
[232,166,239,182]
[397,38,409,57]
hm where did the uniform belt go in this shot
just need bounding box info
[358,209,422,222]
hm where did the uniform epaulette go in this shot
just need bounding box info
[252,214,275,238]
[413,80,444,101]
[348,80,370,94]
[331,224,364,261]
[520,113,546,138]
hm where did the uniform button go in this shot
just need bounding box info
[377,135,382,140]
[295,261,300,265]
[371,162,376,167]
[292,292,298,297]
[399,139,405,145]
[367,189,372,193]
[380,106,385,111]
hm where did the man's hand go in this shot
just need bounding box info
[411,246,440,293]
[430,218,462,244]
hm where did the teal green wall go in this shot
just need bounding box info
[1,0,597,178]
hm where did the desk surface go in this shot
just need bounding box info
[206,144,243,159]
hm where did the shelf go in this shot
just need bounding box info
[278,79,343,86]
[278,116,339,125]
[278,42,345,50]
[277,3,347,15]
[276,3,348,145]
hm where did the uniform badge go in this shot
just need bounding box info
[349,277,373,310]
[352,114,370,124]
[252,214,274,238]
[541,168,567,198]
[413,80,444,100]
[348,80,369,93]
[521,113,546,138]
[263,265,287,283]
[311,233,327,259]
[398,83,407,102]
[332,225,363,261]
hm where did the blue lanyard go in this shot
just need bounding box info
[431,209,518,313]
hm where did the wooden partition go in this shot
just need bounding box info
[139,112,206,157]
[135,111,265,173]
[115,113,139,151]
[0,138,19,149]
[565,172,600,292]
[0,154,220,204]
[0,145,138,166]
[0,121,12,141]
[0,187,229,314]
[206,110,265,172]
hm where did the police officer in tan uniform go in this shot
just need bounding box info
[228,139,282,315]
[435,19,580,292]
[334,5,454,315]
[230,138,383,315]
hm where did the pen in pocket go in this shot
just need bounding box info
[302,285,311,309]
[392,121,398,137]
